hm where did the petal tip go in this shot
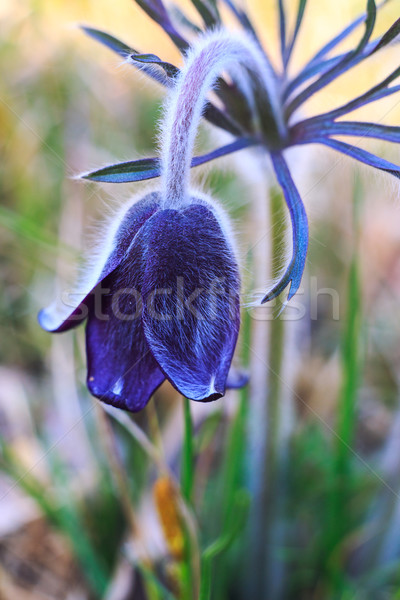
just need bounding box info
[87,375,153,413]
[168,371,226,403]
[37,305,64,333]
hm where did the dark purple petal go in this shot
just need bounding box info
[86,239,165,412]
[263,153,309,303]
[38,193,160,333]
[140,204,241,402]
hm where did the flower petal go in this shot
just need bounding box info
[38,193,160,333]
[86,239,165,412]
[141,204,241,402]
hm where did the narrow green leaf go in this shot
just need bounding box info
[283,0,308,67]
[129,53,179,78]
[82,157,160,183]
[170,5,202,34]
[191,0,220,27]
[278,0,287,60]
[81,26,172,86]
[181,397,194,504]
[137,564,176,600]
[370,17,400,55]
[133,0,189,52]
[199,491,250,600]
[81,26,136,57]
[82,25,243,134]
[81,138,259,184]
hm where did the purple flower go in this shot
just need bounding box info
[39,193,241,411]
[82,0,400,303]
[41,0,400,411]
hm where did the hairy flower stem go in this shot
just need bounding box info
[181,398,195,599]
[248,186,288,598]
[161,29,284,207]
[245,172,270,595]
[262,193,287,597]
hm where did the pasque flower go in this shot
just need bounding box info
[40,190,241,411]
[40,0,400,410]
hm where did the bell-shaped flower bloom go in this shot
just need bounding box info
[41,0,400,412]
[39,193,241,411]
[82,1,400,305]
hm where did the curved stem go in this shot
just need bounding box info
[161,28,284,207]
